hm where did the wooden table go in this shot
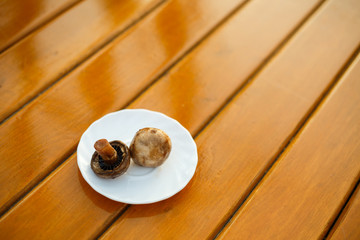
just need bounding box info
[1,0,359,239]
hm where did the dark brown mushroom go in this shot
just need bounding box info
[130,128,172,167]
[91,139,130,178]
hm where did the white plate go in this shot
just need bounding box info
[77,109,198,204]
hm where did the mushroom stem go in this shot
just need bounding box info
[94,139,118,164]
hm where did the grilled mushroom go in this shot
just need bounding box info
[91,139,130,178]
[130,128,172,167]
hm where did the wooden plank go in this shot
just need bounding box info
[98,0,360,239]
[328,184,360,240]
[0,0,164,122]
[0,0,249,216]
[0,0,80,52]
[2,0,359,239]
[0,0,326,238]
[218,53,360,240]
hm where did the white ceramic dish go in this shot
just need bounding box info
[77,109,198,204]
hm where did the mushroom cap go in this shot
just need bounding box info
[91,140,130,178]
[130,127,172,167]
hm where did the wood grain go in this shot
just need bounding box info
[0,0,325,238]
[0,0,248,217]
[0,0,164,122]
[0,0,79,52]
[128,0,324,135]
[218,53,360,240]
[0,155,125,240]
[327,185,360,240]
[99,0,360,239]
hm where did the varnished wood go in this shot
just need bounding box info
[2,0,359,238]
[129,0,324,135]
[1,0,359,238]
[218,53,360,240]
[0,0,163,122]
[0,0,79,52]
[328,185,360,240]
[99,0,360,239]
[0,0,325,238]
[0,0,248,219]
[0,155,126,240]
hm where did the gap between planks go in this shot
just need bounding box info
[323,179,360,239]
[0,0,82,54]
[212,44,360,240]
[0,0,168,126]
[94,205,131,240]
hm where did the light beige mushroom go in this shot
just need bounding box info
[130,128,172,167]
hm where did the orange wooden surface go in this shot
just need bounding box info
[328,185,360,240]
[100,0,360,238]
[0,0,246,216]
[218,53,360,240]
[0,0,323,238]
[1,0,360,238]
[0,0,164,122]
[129,0,324,134]
[0,156,126,240]
[0,0,79,52]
